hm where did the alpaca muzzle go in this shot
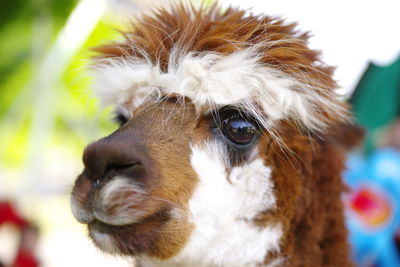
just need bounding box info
[71,121,162,227]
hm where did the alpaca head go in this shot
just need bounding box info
[71,4,353,267]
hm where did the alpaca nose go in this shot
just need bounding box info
[82,132,148,183]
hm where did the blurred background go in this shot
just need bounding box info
[0,0,398,266]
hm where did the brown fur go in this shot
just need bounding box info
[255,121,360,266]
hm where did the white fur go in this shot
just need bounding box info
[139,142,282,267]
[90,230,118,254]
[94,47,347,132]
[93,176,147,226]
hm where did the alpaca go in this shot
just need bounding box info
[71,3,362,267]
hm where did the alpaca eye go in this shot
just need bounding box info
[213,107,259,149]
[114,113,128,126]
[222,117,257,146]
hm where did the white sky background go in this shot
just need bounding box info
[219,0,400,96]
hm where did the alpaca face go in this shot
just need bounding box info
[71,4,351,266]
[71,97,284,266]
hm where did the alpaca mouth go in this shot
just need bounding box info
[87,207,173,256]
[89,219,131,234]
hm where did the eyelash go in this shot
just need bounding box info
[113,113,128,126]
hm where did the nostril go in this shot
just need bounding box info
[93,162,141,187]
[105,162,139,176]
[102,161,143,181]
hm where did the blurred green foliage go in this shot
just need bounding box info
[0,0,117,169]
[0,0,79,112]
[0,0,78,28]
